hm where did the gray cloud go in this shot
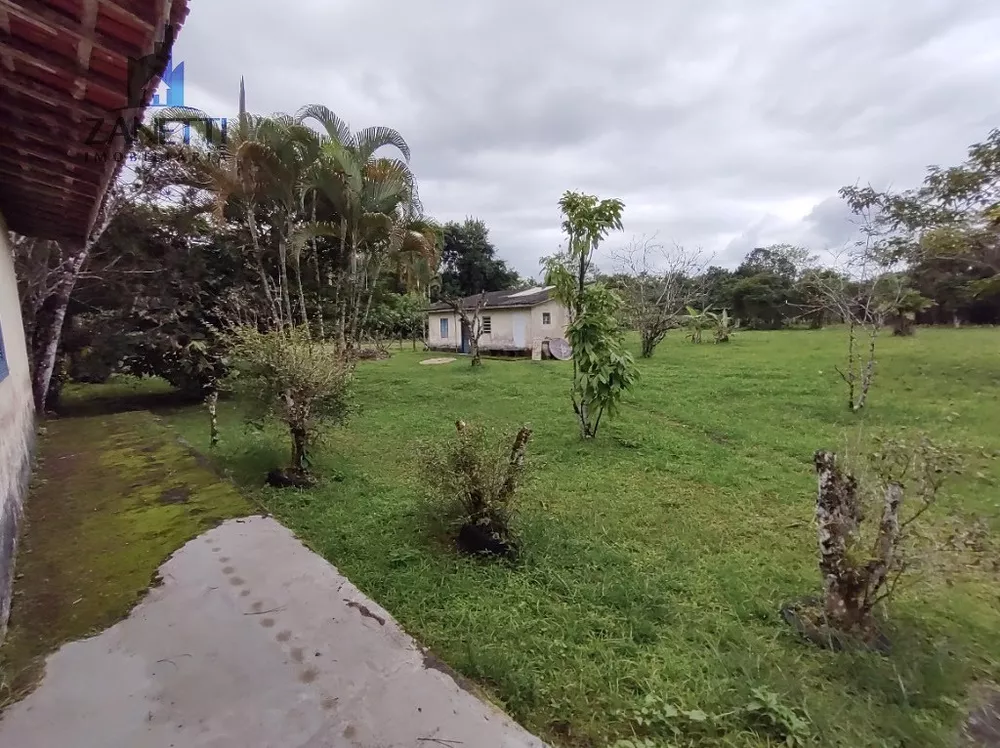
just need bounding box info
[172,0,1000,275]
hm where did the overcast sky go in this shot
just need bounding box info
[171,1,1000,279]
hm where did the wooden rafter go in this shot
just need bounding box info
[0,154,102,186]
[1,178,96,205]
[0,33,124,104]
[97,0,155,32]
[0,0,189,239]
[0,139,78,167]
[0,69,110,120]
[0,0,136,61]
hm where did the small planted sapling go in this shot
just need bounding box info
[421,420,532,559]
[544,191,639,439]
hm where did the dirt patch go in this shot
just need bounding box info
[419,358,456,366]
[158,487,191,505]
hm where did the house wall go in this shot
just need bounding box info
[531,299,570,342]
[427,300,571,354]
[427,311,462,350]
[0,210,35,639]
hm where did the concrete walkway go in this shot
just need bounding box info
[0,516,546,748]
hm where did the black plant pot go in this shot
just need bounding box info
[781,597,891,655]
[266,468,317,489]
[456,522,519,561]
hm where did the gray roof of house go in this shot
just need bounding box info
[428,287,555,312]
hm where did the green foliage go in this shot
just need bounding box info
[420,421,532,548]
[547,191,636,438]
[613,688,812,746]
[226,326,353,472]
[566,285,640,435]
[680,306,709,343]
[708,308,739,343]
[437,218,520,299]
[743,687,814,746]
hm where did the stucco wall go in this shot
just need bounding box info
[0,211,35,639]
[427,301,570,353]
[427,311,462,350]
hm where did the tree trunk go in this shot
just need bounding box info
[290,424,308,472]
[32,244,89,412]
[293,245,309,334]
[855,324,879,411]
[277,231,294,330]
[247,208,282,330]
[206,389,220,448]
[641,332,656,358]
[865,481,903,611]
[814,451,867,631]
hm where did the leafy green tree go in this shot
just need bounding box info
[841,128,1000,314]
[544,191,638,439]
[438,219,519,299]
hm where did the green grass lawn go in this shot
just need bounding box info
[136,327,999,747]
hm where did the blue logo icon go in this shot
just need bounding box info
[151,55,185,107]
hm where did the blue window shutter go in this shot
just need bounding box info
[0,320,8,382]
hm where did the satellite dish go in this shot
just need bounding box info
[548,338,572,360]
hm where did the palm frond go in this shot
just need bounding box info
[296,104,354,146]
[355,126,411,163]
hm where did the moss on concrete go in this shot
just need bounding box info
[0,410,252,708]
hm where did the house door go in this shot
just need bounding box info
[460,320,471,353]
[512,312,528,349]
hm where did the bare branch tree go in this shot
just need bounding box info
[446,292,488,367]
[805,204,907,411]
[612,234,712,358]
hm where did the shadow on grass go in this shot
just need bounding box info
[56,378,201,419]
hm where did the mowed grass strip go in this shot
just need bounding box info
[148,327,1000,747]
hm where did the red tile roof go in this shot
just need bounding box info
[0,0,190,240]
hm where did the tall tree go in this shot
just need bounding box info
[438,219,519,299]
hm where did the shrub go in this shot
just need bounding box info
[807,434,963,638]
[226,325,353,485]
[709,308,739,343]
[421,420,532,558]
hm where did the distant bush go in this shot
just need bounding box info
[421,420,532,559]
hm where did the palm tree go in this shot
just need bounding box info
[296,105,429,345]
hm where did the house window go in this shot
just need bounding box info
[440,317,449,339]
[542,312,551,325]
[482,316,492,334]
[0,320,8,383]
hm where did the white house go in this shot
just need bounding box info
[426,287,570,356]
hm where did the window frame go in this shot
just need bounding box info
[481,316,492,334]
[542,312,551,326]
[439,317,449,339]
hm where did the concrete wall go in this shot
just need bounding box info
[427,301,570,354]
[0,211,35,639]
[427,311,462,350]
